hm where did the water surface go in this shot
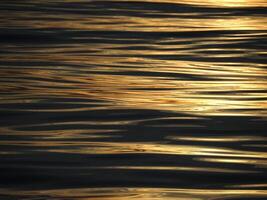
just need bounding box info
[0,0,267,199]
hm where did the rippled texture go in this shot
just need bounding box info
[0,0,267,199]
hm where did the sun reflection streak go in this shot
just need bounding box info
[0,187,267,200]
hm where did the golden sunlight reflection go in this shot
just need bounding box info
[169,136,267,142]
[91,165,257,173]
[136,0,267,7]
[2,0,267,31]
[2,59,267,117]
[197,157,267,167]
[197,0,266,7]
[6,140,265,161]
[1,187,267,200]
[7,14,267,31]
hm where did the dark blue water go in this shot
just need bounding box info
[0,0,267,199]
